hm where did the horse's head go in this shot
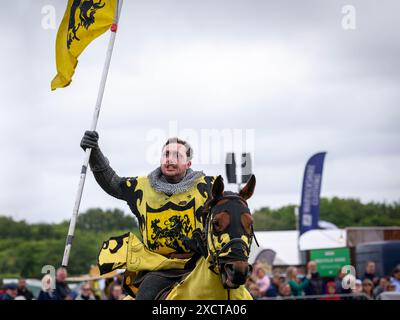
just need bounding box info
[204,174,256,289]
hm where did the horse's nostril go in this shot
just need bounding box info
[224,263,234,275]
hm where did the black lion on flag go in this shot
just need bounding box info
[67,0,106,49]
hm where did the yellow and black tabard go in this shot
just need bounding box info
[98,174,215,275]
[123,174,215,256]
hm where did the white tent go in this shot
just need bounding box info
[250,229,346,266]
[250,231,300,265]
[300,229,346,250]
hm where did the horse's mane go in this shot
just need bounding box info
[223,191,237,197]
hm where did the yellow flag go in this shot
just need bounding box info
[51,0,117,90]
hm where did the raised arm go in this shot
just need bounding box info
[80,131,124,200]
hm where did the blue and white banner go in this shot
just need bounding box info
[299,152,326,236]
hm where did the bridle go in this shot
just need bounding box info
[205,194,259,275]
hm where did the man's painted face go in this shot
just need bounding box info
[160,143,191,180]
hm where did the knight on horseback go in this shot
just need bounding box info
[80,131,214,299]
[81,131,256,299]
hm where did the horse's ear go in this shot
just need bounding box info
[212,175,224,199]
[239,174,256,201]
[202,176,224,221]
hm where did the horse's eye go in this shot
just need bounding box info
[212,212,230,233]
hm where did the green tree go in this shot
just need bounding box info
[77,208,138,232]
[253,197,400,231]
[0,208,139,278]
[0,216,32,239]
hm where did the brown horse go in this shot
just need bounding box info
[99,174,257,299]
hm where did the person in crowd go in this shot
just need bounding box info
[320,281,341,300]
[255,264,270,296]
[277,282,293,299]
[362,278,374,299]
[286,266,310,297]
[250,261,262,278]
[38,274,57,300]
[304,260,324,296]
[105,274,124,298]
[376,283,397,300]
[55,267,72,299]
[352,279,362,293]
[246,279,263,299]
[53,267,72,300]
[390,265,400,292]
[334,267,352,295]
[351,279,370,300]
[362,261,379,286]
[17,278,34,300]
[0,283,18,300]
[75,282,96,300]
[373,277,389,298]
[108,284,126,300]
[265,271,281,297]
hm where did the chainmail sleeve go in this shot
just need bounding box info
[89,148,124,200]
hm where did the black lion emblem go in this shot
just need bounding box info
[148,215,193,253]
[67,0,106,49]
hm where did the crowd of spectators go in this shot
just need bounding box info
[245,261,400,300]
[1,262,399,300]
[0,267,127,300]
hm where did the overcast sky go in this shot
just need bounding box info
[0,0,399,223]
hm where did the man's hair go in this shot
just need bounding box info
[56,267,67,274]
[163,137,193,160]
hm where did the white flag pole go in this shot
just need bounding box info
[62,0,124,268]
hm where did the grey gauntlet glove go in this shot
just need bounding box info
[81,130,99,151]
[80,131,124,199]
